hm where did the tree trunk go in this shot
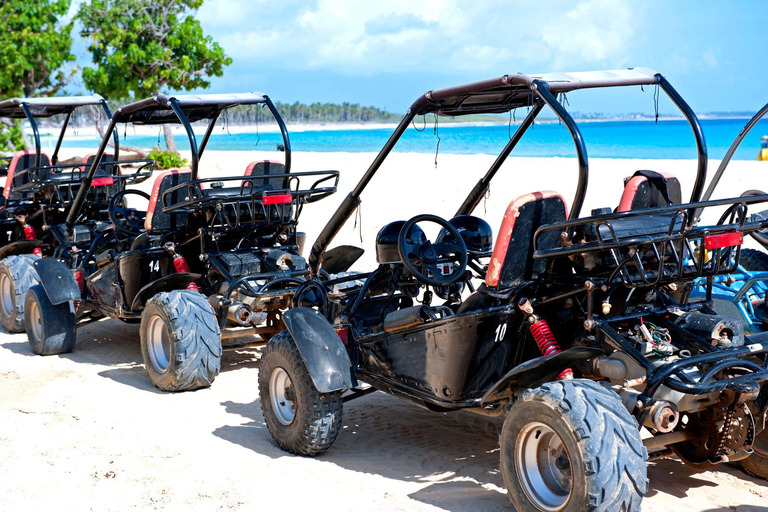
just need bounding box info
[163,124,177,152]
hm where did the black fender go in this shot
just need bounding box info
[33,258,80,305]
[481,347,603,405]
[129,273,203,311]
[0,240,43,259]
[282,307,355,392]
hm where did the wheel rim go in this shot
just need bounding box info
[515,422,573,512]
[0,273,13,318]
[28,300,43,342]
[147,315,171,372]
[269,367,296,425]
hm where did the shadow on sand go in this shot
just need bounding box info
[213,389,768,512]
[0,318,262,392]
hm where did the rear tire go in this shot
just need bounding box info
[739,248,768,271]
[140,290,221,392]
[25,284,76,355]
[500,379,647,512]
[741,429,768,480]
[0,254,40,333]
[259,330,343,456]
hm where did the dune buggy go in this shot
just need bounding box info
[259,68,768,512]
[25,92,338,391]
[0,95,152,333]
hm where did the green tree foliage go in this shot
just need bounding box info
[0,0,76,151]
[225,102,401,125]
[78,0,231,151]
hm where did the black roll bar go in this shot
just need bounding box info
[308,111,415,272]
[50,111,71,166]
[695,101,768,222]
[456,102,545,216]
[265,96,292,174]
[20,103,41,168]
[65,116,118,232]
[657,75,707,226]
[308,70,706,272]
[535,82,589,221]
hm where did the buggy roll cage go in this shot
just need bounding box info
[65,92,292,234]
[308,68,707,273]
[0,95,118,169]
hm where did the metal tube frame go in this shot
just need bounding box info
[696,101,768,222]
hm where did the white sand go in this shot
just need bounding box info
[1,150,767,511]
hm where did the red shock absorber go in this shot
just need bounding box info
[23,224,43,256]
[519,298,573,380]
[172,254,200,291]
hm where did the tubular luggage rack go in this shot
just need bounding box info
[530,195,768,400]
[11,159,155,200]
[159,170,339,231]
[533,195,768,289]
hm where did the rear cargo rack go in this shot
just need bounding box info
[533,195,768,288]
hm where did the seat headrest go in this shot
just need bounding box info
[145,169,193,232]
[485,191,567,289]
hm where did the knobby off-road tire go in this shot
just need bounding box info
[501,379,648,512]
[739,248,768,271]
[0,254,40,333]
[25,284,76,355]
[140,290,222,392]
[259,330,343,456]
[741,429,768,480]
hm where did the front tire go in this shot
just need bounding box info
[500,379,647,512]
[0,254,40,332]
[140,290,221,392]
[25,284,76,355]
[259,330,343,456]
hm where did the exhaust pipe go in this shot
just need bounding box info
[226,303,253,326]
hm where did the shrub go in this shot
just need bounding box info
[147,149,188,170]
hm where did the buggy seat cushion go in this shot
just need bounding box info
[83,153,118,186]
[244,160,287,190]
[485,191,567,289]
[3,150,51,199]
[145,169,193,232]
[617,170,681,212]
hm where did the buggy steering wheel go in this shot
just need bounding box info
[109,190,150,236]
[397,214,468,287]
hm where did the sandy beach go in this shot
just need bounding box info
[1,149,768,511]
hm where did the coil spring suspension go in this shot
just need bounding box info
[172,254,200,291]
[519,298,573,380]
[23,224,43,256]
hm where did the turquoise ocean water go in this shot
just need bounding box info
[62,118,768,161]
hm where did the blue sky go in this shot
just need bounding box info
[67,0,766,116]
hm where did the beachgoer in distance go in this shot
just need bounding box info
[759,135,768,161]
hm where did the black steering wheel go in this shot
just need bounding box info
[397,214,468,287]
[109,189,150,236]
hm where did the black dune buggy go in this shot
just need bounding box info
[258,68,768,512]
[25,92,338,392]
[0,95,152,333]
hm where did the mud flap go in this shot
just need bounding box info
[481,347,603,405]
[282,307,356,392]
[129,273,203,312]
[33,258,79,305]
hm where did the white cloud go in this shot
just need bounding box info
[196,0,647,75]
